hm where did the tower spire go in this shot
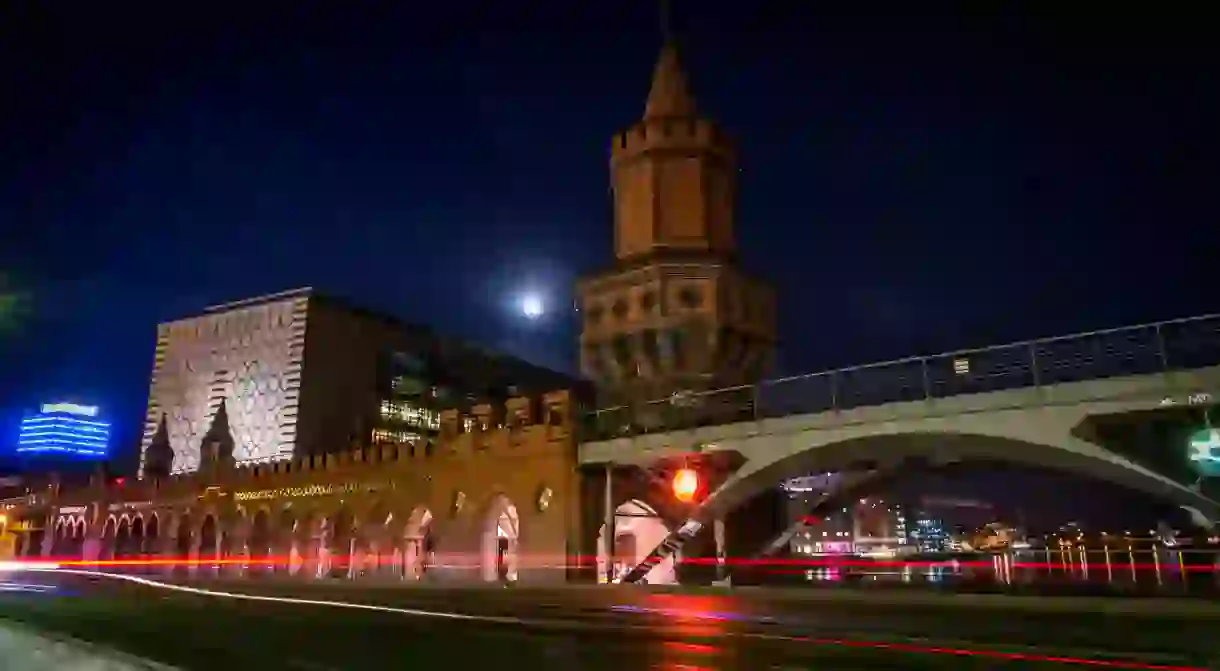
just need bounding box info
[643,40,695,120]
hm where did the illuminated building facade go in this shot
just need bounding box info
[4,391,587,585]
[17,403,111,459]
[142,287,573,475]
[908,513,949,552]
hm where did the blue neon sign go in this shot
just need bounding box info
[16,402,111,459]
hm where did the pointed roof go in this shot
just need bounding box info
[643,42,697,120]
[201,399,234,456]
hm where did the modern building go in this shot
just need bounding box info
[141,287,575,475]
[783,474,855,555]
[907,513,949,552]
[16,402,111,460]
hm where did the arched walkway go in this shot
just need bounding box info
[357,504,392,578]
[115,518,131,561]
[131,516,146,562]
[402,507,434,582]
[144,514,160,559]
[481,495,519,583]
[174,515,192,577]
[249,510,271,574]
[72,518,85,558]
[326,509,355,578]
[597,499,675,584]
[199,515,218,576]
[52,519,72,558]
[100,517,116,561]
[276,509,298,575]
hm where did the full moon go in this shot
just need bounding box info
[521,295,544,319]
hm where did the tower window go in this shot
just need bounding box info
[611,299,629,319]
[678,286,702,309]
[640,291,657,312]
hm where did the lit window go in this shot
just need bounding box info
[953,358,970,375]
[378,401,440,430]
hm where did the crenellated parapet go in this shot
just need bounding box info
[26,390,580,550]
[439,389,573,457]
[610,116,733,165]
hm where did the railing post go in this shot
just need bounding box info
[920,357,931,401]
[1154,323,1169,372]
[1029,343,1040,388]
[751,382,761,421]
[829,371,839,411]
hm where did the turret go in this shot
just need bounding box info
[199,399,235,470]
[144,414,175,479]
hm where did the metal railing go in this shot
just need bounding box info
[586,313,1220,440]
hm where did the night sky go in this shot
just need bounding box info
[0,5,1216,525]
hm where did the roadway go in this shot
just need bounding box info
[0,571,1216,670]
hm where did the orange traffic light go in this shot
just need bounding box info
[672,468,699,503]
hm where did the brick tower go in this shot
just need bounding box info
[577,41,777,408]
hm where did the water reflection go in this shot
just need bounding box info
[783,547,1220,594]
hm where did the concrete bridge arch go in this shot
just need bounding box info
[694,407,1220,525]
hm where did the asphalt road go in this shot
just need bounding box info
[0,571,1216,670]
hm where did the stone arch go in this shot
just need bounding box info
[199,514,219,575]
[51,518,71,557]
[71,517,86,558]
[597,499,675,584]
[115,516,132,560]
[294,507,328,578]
[324,508,356,578]
[275,507,298,574]
[130,516,146,558]
[248,508,272,571]
[402,506,434,582]
[479,494,519,583]
[218,508,243,571]
[357,501,393,578]
[100,516,117,561]
[143,513,160,559]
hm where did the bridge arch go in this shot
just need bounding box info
[701,431,1220,525]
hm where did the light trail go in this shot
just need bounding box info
[23,568,1212,670]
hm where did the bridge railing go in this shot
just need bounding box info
[585,313,1220,440]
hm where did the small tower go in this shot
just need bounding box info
[199,399,235,470]
[577,36,777,406]
[144,414,175,479]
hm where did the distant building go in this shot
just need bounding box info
[140,288,576,475]
[16,402,111,460]
[907,512,949,552]
[782,474,854,555]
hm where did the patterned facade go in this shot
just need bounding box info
[141,287,573,477]
[143,289,307,475]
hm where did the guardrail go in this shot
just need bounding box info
[586,313,1220,440]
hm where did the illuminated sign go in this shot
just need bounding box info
[17,402,111,458]
[40,403,99,417]
[234,481,381,502]
[57,506,87,515]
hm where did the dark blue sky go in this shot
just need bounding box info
[0,4,1215,507]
